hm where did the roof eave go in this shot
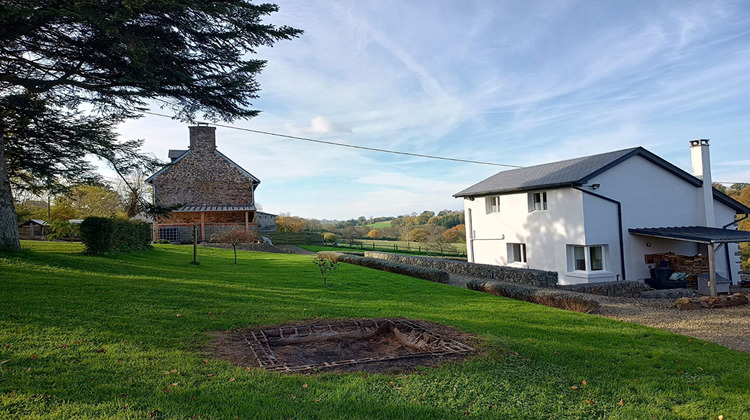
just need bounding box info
[454,182,580,198]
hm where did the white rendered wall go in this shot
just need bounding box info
[464,188,585,281]
[586,155,739,282]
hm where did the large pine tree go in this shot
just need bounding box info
[0,0,301,248]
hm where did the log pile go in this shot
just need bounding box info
[644,252,709,288]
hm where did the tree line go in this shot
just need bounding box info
[276,210,467,246]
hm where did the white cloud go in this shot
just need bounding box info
[287,116,352,135]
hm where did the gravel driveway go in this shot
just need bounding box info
[450,274,750,353]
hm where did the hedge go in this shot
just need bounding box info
[80,217,153,255]
[467,280,600,313]
[316,251,450,283]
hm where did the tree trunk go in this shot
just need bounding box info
[0,136,20,249]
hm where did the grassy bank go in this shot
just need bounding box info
[1,241,748,419]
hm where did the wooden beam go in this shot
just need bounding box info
[200,212,205,241]
[154,219,159,242]
[245,211,249,231]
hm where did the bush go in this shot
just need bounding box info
[80,217,152,255]
[467,280,599,313]
[316,251,450,283]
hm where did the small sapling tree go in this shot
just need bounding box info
[313,256,338,285]
[212,228,258,264]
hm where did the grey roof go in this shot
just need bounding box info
[454,146,750,214]
[174,205,256,212]
[168,149,188,161]
[455,147,643,197]
[628,226,750,244]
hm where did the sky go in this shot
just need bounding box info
[116,0,750,220]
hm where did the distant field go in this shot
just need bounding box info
[365,221,392,229]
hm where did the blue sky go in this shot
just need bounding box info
[118,0,750,219]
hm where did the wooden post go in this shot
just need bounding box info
[191,224,199,265]
[200,212,205,241]
[245,211,249,231]
[154,218,160,242]
[708,243,717,297]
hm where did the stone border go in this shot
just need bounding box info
[674,293,749,310]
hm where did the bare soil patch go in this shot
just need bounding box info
[208,318,478,374]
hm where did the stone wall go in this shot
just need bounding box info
[151,126,256,207]
[557,281,644,298]
[364,251,558,287]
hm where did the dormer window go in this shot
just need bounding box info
[485,195,500,214]
[528,192,547,212]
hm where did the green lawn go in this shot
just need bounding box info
[1,241,748,419]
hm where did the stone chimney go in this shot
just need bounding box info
[189,124,216,153]
[690,139,716,227]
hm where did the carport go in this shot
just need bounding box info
[629,226,750,296]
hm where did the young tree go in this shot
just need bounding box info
[212,228,258,264]
[0,1,302,248]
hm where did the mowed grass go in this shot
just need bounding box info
[1,242,748,419]
[365,221,392,229]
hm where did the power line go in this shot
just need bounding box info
[140,110,523,169]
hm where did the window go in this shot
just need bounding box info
[528,192,547,212]
[567,245,607,272]
[589,246,604,271]
[508,243,527,263]
[159,227,179,242]
[573,246,586,270]
[485,195,500,214]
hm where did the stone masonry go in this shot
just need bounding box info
[152,126,256,208]
[365,251,558,288]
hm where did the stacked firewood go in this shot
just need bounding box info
[644,252,709,287]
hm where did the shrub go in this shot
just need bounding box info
[316,252,450,283]
[80,217,152,255]
[323,232,338,244]
[467,280,599,313]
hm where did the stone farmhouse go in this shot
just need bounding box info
[146,124,273,243]
[455,140,750,291]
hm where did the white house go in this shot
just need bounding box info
[454,140,750,289]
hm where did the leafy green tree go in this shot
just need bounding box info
[0,0,302,248]
[52,185,124,219]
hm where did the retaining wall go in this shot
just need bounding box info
[557,281,644,298]
[365,251,558,288]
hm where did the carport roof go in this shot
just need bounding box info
[628,226,750,244]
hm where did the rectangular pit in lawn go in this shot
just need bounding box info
[245,319,474,372]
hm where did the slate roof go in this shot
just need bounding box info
[454,146,750,214]
[628,226,750,243]
[174,205,256,212]
[168,149,188,161]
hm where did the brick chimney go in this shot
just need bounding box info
[690,139,716,227]
[189,124,216,153]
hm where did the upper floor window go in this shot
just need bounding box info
[567,245,607,272]
[528,192,547,212]
[485,195,500,214]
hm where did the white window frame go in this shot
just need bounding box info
[567,244,608,273]
[485,195,501,214]
[528,191,548,212]
[507,243,527,265]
